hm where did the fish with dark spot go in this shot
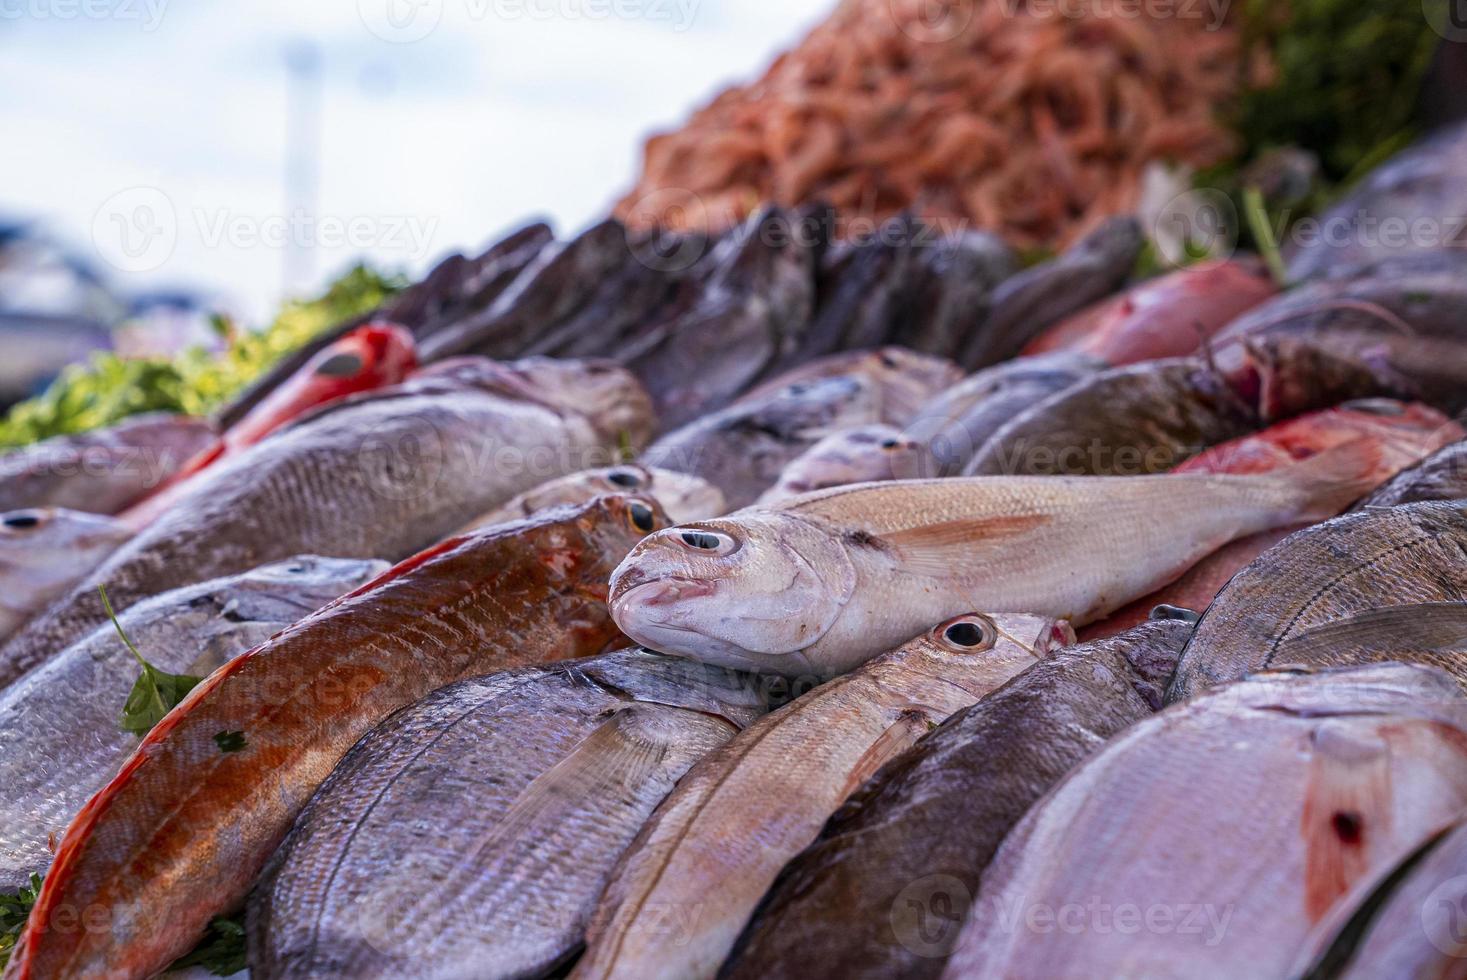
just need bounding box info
[757,425,931,504]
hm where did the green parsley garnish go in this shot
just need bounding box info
[0,872,42,969]
[102,585,203,737]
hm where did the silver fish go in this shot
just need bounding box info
[463,465,725,529]
[756,426,931,505]
[0,509,132,643]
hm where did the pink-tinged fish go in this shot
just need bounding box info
[1082,399,1464,639]
[1023,259,1277,365]
[3,495,668,980]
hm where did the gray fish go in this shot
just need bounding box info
[1168,501,1467,703]
[943,663,1467,980]
[0,508,132,644]
[0,413,217,515]
[249,649,772,980]
[721,619,1192,980]
[756,425,931,505]
[1271,602,1467,689]
[957,216,1142,370]
[642,375,884,510]
[736,347,962,429]
[1355,436,1467,507]
[0,365,652,689]
[0,555,386,891]
[463,465,726,528]
[1286,119,1467,281]
[889,230,1018,359]
[965,357,1255,476]
[906,353,1104,475]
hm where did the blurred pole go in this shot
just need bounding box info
[283,40,322,298]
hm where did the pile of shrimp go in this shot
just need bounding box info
[615,0,1247,249]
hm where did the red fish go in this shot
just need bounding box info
[1081,400,1464,639]
[1024,259,1277,365]
[121,323,416,528]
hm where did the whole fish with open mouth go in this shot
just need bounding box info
[942,663,1467,980]
[0,363,653,690]
[736,347,962,429]
[462,465,726,529]
[0,555,386,891]
[756,426,930,505]
[957,216,1142,369]
[0,508,132,644]
[1168,501,1467,702]
[642,375,884,510]
[1082,399,1463,639]
[250,649,773,979]
[573,612,1072,980]
[964,357,1256,477]
[721,618,1191,980]
[905,353,1104,475]
[612,441,1383,676]
[3,494,668,980]
[1356,435,1467,507]
[0,413,216,515]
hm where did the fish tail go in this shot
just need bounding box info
[1261,437,1385,525]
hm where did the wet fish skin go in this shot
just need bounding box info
[1356,436,1467,508]
[757,425,930,505]
[573,612,1071,980]
[736,347,962,429]
[0,414,217,515]
[0,372,651,691]
[964,357,1256,477]
[1270,602,1467,688]
[721,619,1191,980]
[1168,501,1467,703]
[942,663,1467,980]
[250,649,770,980]
[3,494,668,980]
[642,375,884,510]
[0,555,386,892]
[957,216,1143,370]
[0,508,132,643]
[465,465,726,529]
[905,353,1104,475]
[612,443,1386,675]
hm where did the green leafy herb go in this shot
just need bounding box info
[0,873,42,969]
[102,586,202,737]
[1242,185,1289,288]
[213,730,247,753]
[169,913,247,977]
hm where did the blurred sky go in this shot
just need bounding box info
[0,0,833,321]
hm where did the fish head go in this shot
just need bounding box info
[501,357,656,450]
[0,508,132,593]
[609,510,856,672]
[582,493,673,555]
[319,322,418,386]
[639,468,727,522]
[864,347,963,422]
[895,612,1076,696]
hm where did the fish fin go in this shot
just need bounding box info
[1260,437,1385,525]
[838,707,939,800]
[875,514,1053,577]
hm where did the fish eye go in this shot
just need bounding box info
[678,530,732,554]
[627,500,658,533]
[2,512,42,530]
[607,469,642,489]
[941,616,997,651]
[878,353,898,368]
[316,352,365,378]
[1344,399,1405,416]
[880,438,901,449]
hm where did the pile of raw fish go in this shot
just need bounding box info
[4,121,1467,980]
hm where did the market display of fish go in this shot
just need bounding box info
[942,662,1467,979]
[0,508,132,643]
[905,352,1104,475]
[1169,501,1467,702]
[0,363,653,690]
[0,413,217,515]
[735,347,961,428]
[0,555,386,891]
[573,612,1072,980]
[641,375,883,510]
[964,357,1256,476]
[3,495,667,980]
[756,425,929,504]
[462,465,725,529]
[722,618,1192,980]
[250,649,771,979]
[889,230,1017,358]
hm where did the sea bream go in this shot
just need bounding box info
[572,612,1072,980]
[0,359,653,689]
[461,465,725,530]
[250,649,773,979]
[941,663,1467,979]
[611,440,1382,675]
[721,618,1193,980]
[1268,602,1467,690]
[0,508,132,644]
[2,494,668,980]
[0,555,386,891]
[756,426,930,505]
